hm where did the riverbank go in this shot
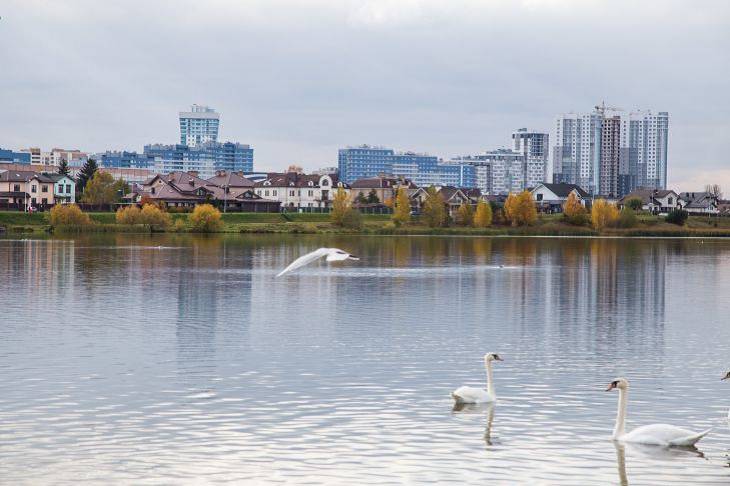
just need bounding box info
[2,211,730,237]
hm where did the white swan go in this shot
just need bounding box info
[606,378,711,447]
[451,353,502,404]
[722,371,730,419]
[276,248,359,277]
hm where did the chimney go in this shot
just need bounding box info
[216,170,226,177]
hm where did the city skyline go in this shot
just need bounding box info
[1,1,728,190]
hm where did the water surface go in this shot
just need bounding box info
[1,234,730,484]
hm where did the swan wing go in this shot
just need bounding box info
[325,248,351,262]
[621,424,711,447]
[276,248,330,277]
[451,386,492,404]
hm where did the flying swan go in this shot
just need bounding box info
[276,248,359,277]
[451,353,503,404]
[606,378,711,447]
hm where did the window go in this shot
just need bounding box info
[668,197,673,205]
[265,190,269,196]
[151,187,156,195]
[13,184,20,192]
[536,194,543,201]
[42,185,48,193]
[273,190,277,196]
[289,190,294,196]
[308,190,313,197]
[66,184,71,194]
[322,179,329,186]
[31,185,37,193]
[42,198,48,205]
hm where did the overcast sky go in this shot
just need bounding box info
[1,0,728,188]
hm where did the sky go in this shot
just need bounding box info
[1,0,728,189]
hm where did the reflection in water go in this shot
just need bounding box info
[615,442,629,486]
[1,235,730,484]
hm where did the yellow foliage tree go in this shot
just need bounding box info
[139,204,171,229]
[504,191,537,226]
[563,192,585,217]
[591,199,620,230]
[473,200,493,228]
[49,204,92,226]
[189,204,223,232]
[392,186,411,225]
[455,201,474,226]
[422,186,446,228]
[330,187,350,226]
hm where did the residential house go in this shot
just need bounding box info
[530,183,589,213]
[46,173,76,204]
[619,189,679,214]
[253,172,347,210]
[678,192,720,215]
[349,176,417,207]
[410,186,475,216]
[0,170,56,209]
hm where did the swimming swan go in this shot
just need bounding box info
[606,378,711,447]
[451,353,502,404]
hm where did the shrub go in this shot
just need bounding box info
[591,199,620,230]
[665,208,688,226]
[625,197,643,211]
[341,208,363,230]
[455,201,474,226]
[473,200,492,228]
[115,205,141,224]
[563,212,590,226]
[189,204,223,232]
[615,208,638,228]
[49,204,92,226]
[139,204,171,229]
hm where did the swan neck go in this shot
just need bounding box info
[486,359,494,396]
[613,387,627,439]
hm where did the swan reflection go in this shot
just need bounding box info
[452,402,496,446]
[614,440,707,485]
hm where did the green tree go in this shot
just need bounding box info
[330,187,351,226]
[392,186,411,225]
[422,186,446,228]
[366,189,380,204]
[455,201,474,226]
[354,192,368,205]
[665,208,688,226]
[625,197,643,211]
[76,158,98,196]
[473,200,493,227]
[82,172,124,206]
[58,159,71,177]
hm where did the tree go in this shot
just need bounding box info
[563,191,588,225]
[392,186,411,225]
[76,158,98,195]
[473,200,493,228]
[49,204,92,226]
[665,208,689,226]
[58,159,71,177]
[616,208,638,228]
[366,189,379,204]
[330,186,352,226]
[354,192,368,205]
[455,201,474,226]
[504,191,537,226]
[591,199,620,230]
[82,172,124,206]
[625,197,643,211]
[189,204,223,232]
[422,186,446,228]
[705,184,723,199]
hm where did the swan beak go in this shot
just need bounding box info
[605,383,615,391]
[722,375,729,381]
[495,356,503,361]
[348,255,359,260]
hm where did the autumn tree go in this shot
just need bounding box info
[455,201,474,226]
[49,204,92,226]
[392,186,411,225]
[422,186,446,228]
[82,172,125,206]
[189,204,223,232]
[591,199,620,230]
[473,199,493,228]
[563,191,588,225]
[331,186,353,226]
[504,191,537,226]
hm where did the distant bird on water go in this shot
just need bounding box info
[276,248,359,277]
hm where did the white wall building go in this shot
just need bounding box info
[254,173,348,209]
[179,104,220,147]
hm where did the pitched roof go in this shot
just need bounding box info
[537,183,589,198]
[620,188,677,204]
[0,170,56,183]
[350,176,416,189]
[254,172,323,188]
[206,171,255,188]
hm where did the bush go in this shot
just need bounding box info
[665,209,688,226]
[172,219,187,232]
[139,204,171,229]
[563,212,590,226]
[626,198,643,211]
[341,208,363,230]
[591,199,620,230]
[615,208,638,228]
[189,204,223,232]
[49,204,92,226]
[115,205,141,224]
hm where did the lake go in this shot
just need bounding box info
[1,234,730,484]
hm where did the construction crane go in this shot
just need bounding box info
[595,101,624,114]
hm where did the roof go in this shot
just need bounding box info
[350,176,416,189]
[536,183,589,198]
[0,170,56,183]
[255,172,322,188]
[620,188,677,205]
[0,191,29,198]
[206,171,255,188]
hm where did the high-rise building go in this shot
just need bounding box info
[0,148,31,164]
[98,151,156,169]
[552,106,669,196]
[338,145,475,187]
[512,128,549,190]
[445,149,526,195]
[179,104,220,147]
[144,141,253,179]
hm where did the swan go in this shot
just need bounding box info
[276,248,359,277]
[606,378,711,447]
[451,353,502,404]
[722,371,730,419]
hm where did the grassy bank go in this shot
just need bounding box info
[2,211,730,237]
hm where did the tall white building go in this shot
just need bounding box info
[512,128,549,190]
[179,104,220,147]
[552,107,668,196]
